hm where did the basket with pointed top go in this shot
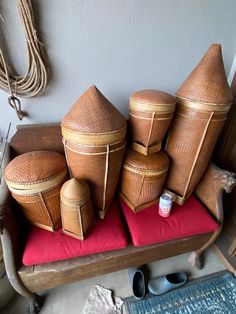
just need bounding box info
[164,44,233,205]
[61,86,127,218]
[60,178,95,240]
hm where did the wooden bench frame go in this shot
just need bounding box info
[0,123,235,313]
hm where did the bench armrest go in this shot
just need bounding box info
[195,163,236,223]
[0,144,26,268]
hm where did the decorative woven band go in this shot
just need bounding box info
[129,112,173,121]
[6,170,67,196]
[130,99,175,113]
[61,126,126,145]
[176,96,232,112]
[123,164,168,177]
[132,142,161,155]
[63,141,126,155]
[61,196,87,207]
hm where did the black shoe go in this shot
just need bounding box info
[128,266,146,299]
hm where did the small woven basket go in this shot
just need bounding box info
[4,151,68,231]
[62,86,127,219]
[129,90,175,155]
[164,44,233,204]
[60,178,95,240]
[119,148,169,212]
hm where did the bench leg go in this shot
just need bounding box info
[188,227,222,269]
[27,294,43,314]
[1,229,44,313]
[188,251,203,269]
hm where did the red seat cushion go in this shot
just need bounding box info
[22,200,128,266]
[120,195,218,247]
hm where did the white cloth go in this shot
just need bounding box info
[81,284,124,314]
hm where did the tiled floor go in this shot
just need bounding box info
[2,246,226,314]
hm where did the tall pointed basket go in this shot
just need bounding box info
[164,44,233,204]
[62,86,127,218]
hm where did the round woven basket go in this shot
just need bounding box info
[129,90,176,155]
[4,151,68,231]
[119,148,169,212]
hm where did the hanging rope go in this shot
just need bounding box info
[0,0,49,119]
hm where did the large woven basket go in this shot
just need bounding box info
[4,151,68,231]
[119,148,169,212]
[62,85,127,219]
[164,44,233,204]
[129,90,176,155]
[60,178,95,240]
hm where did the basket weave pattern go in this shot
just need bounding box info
[62,86,127,218]
[129,90,175,155]
[164,44,233,204]
[176,44,233,104]
[4,151,68,231]
[119,149,169,212]
[60,178,95,240]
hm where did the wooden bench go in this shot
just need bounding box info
[0,123,235,314]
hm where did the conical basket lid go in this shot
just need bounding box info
[61,178,90,202]
[62,85,126,134]
[176,44,233,104]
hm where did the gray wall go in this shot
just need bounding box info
[0,0,236,137]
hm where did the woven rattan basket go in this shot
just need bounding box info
[129,90,176,155]
[119,148,169,212]
[4,151,68,231]
[164,44,233,204]
[60,178,95,240]
[62,85,127,219]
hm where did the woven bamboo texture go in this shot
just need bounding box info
[60,178,95,240]
[176,44,233,104]
[62,86,127,218]
[129,90,175,155]
[4,151,68,231]
[164,44,233,204]
[119,148,169,212]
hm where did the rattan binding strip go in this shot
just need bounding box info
[102,145,110,210]
[130,100,175,113]
[123,164,168,177]
[177,96,232,112]
[61,126,126,145]
[147,111,155,147]
[63,141,126,156]
[129,113,173,121]
[182,111,214,198]
[5,170,67,196]
[162,189,185,205]
[132,142,161,155]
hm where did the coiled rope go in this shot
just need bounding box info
[0,0,48,119]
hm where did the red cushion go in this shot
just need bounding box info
[120,195,218,247]
[22,200,128,266]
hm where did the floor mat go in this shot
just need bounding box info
[125,271,236,314]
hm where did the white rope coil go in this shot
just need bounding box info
[0,0,48,99]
